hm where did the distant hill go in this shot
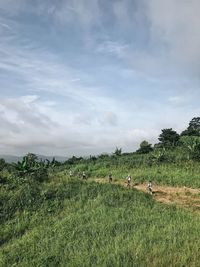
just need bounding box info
[0,155,23,163]
[36,155,68,163]
[0,154,67,163]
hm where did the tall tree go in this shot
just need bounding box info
[158,128,180,148]
[181,117,200,136]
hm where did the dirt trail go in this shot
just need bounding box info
[93,178,200,212]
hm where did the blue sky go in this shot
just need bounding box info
[0,0,200,156]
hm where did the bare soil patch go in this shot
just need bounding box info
[93,178,200,212]
[135,184,200,210]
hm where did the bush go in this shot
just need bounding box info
[0,179,41,223]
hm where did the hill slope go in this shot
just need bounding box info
[1,176,200,267]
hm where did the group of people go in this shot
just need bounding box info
[108,173,153,194]
[108,173,131,186]
[69,170,153,194]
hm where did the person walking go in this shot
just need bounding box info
[147,181,153,195]
[82,171,87,180]
[108,173,112,183]
[127,174,131,188]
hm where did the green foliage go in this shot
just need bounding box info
[149,148,166,163]
[61,147,200,187]
[65,156,83,165]
[51,157,62,167]
[1,180,200,266]
[1,117,200,266]
[158,128,180,148]
[180,136,200,160]
[181,117,200,136]
[0,158,6,171]
[13,153,49,182]
[113,147,122,156]
[97,153,110,160]
[137,140,153,154]
[0,179,41,224]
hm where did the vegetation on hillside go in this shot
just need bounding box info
[0,117,200,266]
[1,177,200,267]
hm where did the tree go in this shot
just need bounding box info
[66,156,83,165]
[181,117,200,136]
[98,154,109,160]
[136,140,153,154]
[158,128,180,148]
[113,147,122,156]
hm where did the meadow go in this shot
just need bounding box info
[1,170,200,267]
[1,129,200,267]
[69,153,200,188]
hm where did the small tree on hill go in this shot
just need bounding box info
[137,140,153,154]
[181,117,200,136]
[158,128,180,148]
[113,147,122,156]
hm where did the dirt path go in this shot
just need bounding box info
[93,178,200,212]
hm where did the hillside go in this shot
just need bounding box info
[1,174,200,266]
[1,125,200,267]
[1,1,200,266]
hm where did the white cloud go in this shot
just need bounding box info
[147,0,200,72]
[168,95,189,107]
[51,0,101,32]
[100,111,118,126]
[113,0,129,24]
[73,113,93,125]
[0,22,12,30]
[110,0,200,78]
[140,0,200,77]
[96,40,128,57]
[0,0,200,156]
[0,94,159,156]
[124,128,159,147]
[0,0,26,15]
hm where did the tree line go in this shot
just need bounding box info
[136,117,200,159]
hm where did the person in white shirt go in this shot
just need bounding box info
[127,175,131,187]
[147,181,153,194]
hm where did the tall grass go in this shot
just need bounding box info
[1,177,200,267]
[70,157,200,188]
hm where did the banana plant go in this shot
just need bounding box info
[150,148,166,163]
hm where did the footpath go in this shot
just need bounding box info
[93,178,200,213]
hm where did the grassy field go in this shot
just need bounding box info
[1,174,200,267]
[71,159,200,188]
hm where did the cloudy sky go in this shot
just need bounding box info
[0,0,200,156]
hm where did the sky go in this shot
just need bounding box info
[0,0,200,156]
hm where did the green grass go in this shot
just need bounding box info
[71,160,200,188]
[1,177,200,267]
